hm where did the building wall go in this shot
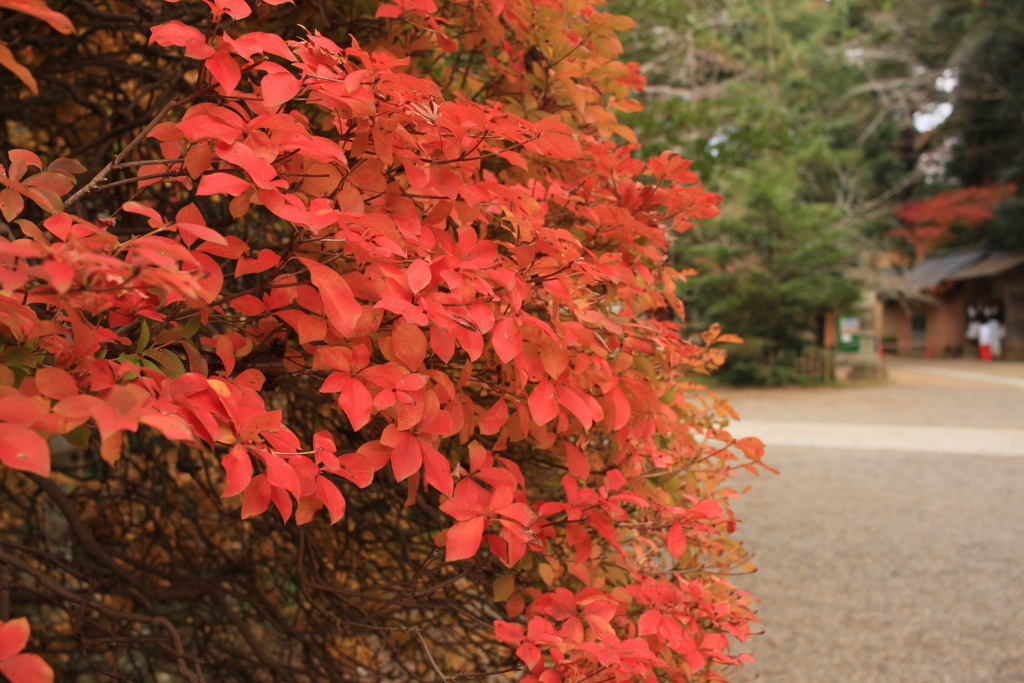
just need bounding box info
[882,303,913,353]
[882,290,967,357]
[882,262,1024,359]
[996,265,1024,358]
[925,289,966,357]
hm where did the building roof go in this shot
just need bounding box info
[948,252,1024,281]
[903,250,986,291]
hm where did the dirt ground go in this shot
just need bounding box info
[718,359,1024,683]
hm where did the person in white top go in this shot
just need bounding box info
[989,319,1005,358]
[978,320,993,361]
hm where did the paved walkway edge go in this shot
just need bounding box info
[887,361,1024,389]
[730,420,1024,457]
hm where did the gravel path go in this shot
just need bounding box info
[721,360,1024,683]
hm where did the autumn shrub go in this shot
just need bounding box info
[0,0,770,681]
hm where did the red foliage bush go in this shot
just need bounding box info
[0,0,769,681]
[892,183,1017,257]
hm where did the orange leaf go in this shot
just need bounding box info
[564,442,590,479]
[0,423,50,476]
[336,376,372,430]
[667,522,687,558]
[0,0,74,34]
[298,257,362,337]
[527,379,559,426]
[392,318,427,371]
[0,42,37,95]
[446,516,485,561]
[478,397,508,436]
[221,444,253,498]
[315,477,346,524]
[235,249,280,277]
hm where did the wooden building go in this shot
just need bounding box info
[880,249,1024,358]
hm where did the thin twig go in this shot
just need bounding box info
[65,92,202,207]
[416,630,450,683]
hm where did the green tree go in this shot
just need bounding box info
[607,0,941,382]
[903,0,1024,251]
[677,159,860,383]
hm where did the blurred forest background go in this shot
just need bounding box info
[608,0,1024,383]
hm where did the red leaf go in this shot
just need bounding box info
[564,442,590,479]
[42,261,74,294]
[298,257,361,337]
[261,452,301,496]
[493,620,525,645]
[149,20,213,58]
[0,617,30,659]
[667,522,687,558]
[525,131,582,160]
[315,477,346,524]
[205,52,241,94]
[34,367,77,399]
[606,385,631,431]
[312,431,338,468]
[1,0,73,34]
[421,440,453,497]
[209,0,251,20]
[0,653,54,683]
[392,318,427,371]
[261,72,302,108]
[446,516,486,561]
[294,494,323,525]
[407,258,432,294]
[0,423,50,477]
[215,335,236,376]
[638,610,663,636]
[527,379,558,426]
[389,431,422,482]
[241,474,271,518]
[221,444,252,498]
[196,172,251,196]
[0,43,37,95]
[492,317,522,363]
[270,485,293,522]
[375,4,402,17]
[319,371,348,394]
[478,397,508,436]
[337,376,372,430]
[175,222,226,246]
[430,326,455,363]
[498,150,528,169]
[556,386,593,430]
[235,249,280,277]
[455,326,484,361]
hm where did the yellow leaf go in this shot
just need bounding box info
[492,574,515,602]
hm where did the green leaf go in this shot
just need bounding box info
[144,348,187,378]
[64,424,90,449]
[181,314,202,340]
[141,358,162,373]
[2,346,36,368]
[137,319,151,353]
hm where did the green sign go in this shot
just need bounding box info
[838,316,861,352]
